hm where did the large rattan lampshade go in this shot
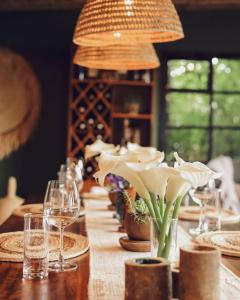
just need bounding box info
[73,44,160,70]
[73,0,184,46]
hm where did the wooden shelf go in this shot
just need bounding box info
[68,66,154,178]
[72,78,153,87]
[112,113,152,120]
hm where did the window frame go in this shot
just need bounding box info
[159,53,240,162]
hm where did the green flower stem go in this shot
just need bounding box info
[163,221,174,259]
[144,197,160,233]
[150,193,162,225]
[159,197,164,219]
[163,196,183,258]
[157,201,172,257]
[172,196,183,219]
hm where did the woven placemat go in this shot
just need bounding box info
[179,206,240,224]
[196,231,240,257]
[13,204,85,218]
[0,231,89,262]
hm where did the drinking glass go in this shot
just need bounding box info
[205,188,222,231]
[189,180,215,235]
[44,180,80,272]
[23,213,49,280]
[58,159,84,193]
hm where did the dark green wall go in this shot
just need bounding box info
[156,10,240,55]
[0,9,240,197]
[0,11,79,197]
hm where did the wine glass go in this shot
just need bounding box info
[44,180,81,272]
[58,159,84,193]
[189,179,215,235]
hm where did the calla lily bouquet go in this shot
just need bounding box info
[94,148,220,259]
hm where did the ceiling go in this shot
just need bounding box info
[0,0,240,11]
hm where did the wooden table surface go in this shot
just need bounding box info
[0,214,89,300]
[0,192,240,299]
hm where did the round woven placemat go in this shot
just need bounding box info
[179,206,240,224]
[196,231,240,257]
[13,204,85,218]
[0,231,89,262]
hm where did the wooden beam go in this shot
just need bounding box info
[173,0,240,9]
[0,0,240,11]
[0,0,83,11]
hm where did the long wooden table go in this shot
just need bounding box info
[0,199,240,300]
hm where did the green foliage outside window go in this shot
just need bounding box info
[168,60,209,90]
[213,59,240,91]
[166,129,208,162]
[165,58,240,162]
[168,92,209,127]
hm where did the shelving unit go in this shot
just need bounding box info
[67,66,156,177]
[112,113,152,120]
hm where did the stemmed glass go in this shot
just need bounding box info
[44,180,81,272]
[58,158,84,193]
[189,180,215,235]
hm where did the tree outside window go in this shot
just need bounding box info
[161,58,240,162]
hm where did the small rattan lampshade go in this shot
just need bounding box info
[73,44,160,70]
[73,0,184,47]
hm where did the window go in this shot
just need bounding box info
[160,57,240,162]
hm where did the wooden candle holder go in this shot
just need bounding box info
[125,257,172,300]
[179,244,220,300]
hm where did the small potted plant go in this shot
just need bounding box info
[124,193,150,241]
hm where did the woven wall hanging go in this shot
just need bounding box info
[0,49,41,159]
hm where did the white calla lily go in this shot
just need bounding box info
[128,164,180,199]
[165,174,191,203]
[94,159,150,201]
[94,152,123,185]
[133,149,164,163]
[94,149,164,186]
[174,152,221,188]
[127,142,156,153]
[126,151,164,171]
[111,162,150,201]
[85,140,118,159]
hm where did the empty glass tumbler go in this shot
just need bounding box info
[23,213,49,280]
[205,188,222,231]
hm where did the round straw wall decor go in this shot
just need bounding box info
[73,0,184,46]
[0,49,41,159]
[73,44,160,70]
[0,231,89,262]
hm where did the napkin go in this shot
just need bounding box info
[85,139,117,159]
[0,177,24,225]
[208,156,240,212]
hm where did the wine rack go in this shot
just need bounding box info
[67,66,155,178]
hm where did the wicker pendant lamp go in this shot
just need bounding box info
[73,44,160,70]
[73,0,184,47]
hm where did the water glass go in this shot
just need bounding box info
[23,213,49,280]
[205,188,222,231]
